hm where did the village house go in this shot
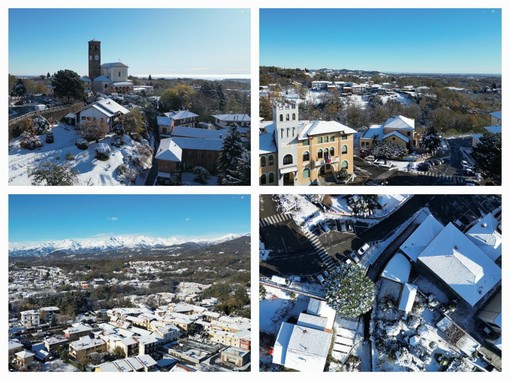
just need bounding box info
[76,98,129,131]
[95,354,158,372]
[211,114,251,130]
[220,346,250,367]
[359,115,417,153]
[69,336,107,360]
[157,110,199,136]
[20,310,40,328]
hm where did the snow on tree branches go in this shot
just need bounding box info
[371,141,407,160]
[217,125,250,185]
[347,195,381,217]
[324,263,376,319]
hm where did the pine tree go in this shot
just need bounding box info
[420,126,441,153]
[217,125,250,185]
[472,132,501,184]
[324,263,375,318]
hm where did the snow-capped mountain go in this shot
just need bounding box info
[9,233,248,257]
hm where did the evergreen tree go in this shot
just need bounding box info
[11,78,28,97]
[371,141,407,160]
[52,69,84,103]
[347,195,381,217]
[324,263,375,318]
[472,132,501,184]
[217,125,250,185]
[28,162,78,186]
[420,126,441,153]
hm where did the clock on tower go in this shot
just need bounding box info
[88,39,101,79]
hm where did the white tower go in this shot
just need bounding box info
[273,102,299,185]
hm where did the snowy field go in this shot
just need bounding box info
[9,123,151,186]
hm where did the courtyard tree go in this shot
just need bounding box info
[160,84,195,111]
[371,141,407,160]
[80,119,109,142]
[347,195,381,217]
[420,126,442,153]
[52,69,84,103]
[472,132,501,184]
[217,125,250,185]
[28,162,78,186]
[324,263,376,319]
[121,108,146,136]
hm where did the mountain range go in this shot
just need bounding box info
[9,233,249,257]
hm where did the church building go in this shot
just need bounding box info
[85,39,133,93]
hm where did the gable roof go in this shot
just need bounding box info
[466,213,502,261]
[212,114,250,123]
[164,110,199,120]
[170,126,226,140]
[383,115,415,131]
[400,214,444,262]
[101,62,129,69]
[418,222,501,306]
[298,120,356,140]
[381,253,411,283]
[155,138,182,162]
[259,122,277,154]
[382,130,410,143]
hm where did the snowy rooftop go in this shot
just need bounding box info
[381,253,411,284]
[287,324,332,359]
[93,75,111,82]
[212,114,250,123]
[172,137,224,151]
[383,130,409,143]
[361,124,383,140]
[85,98,129,117]
[418,223,501,306]
[466,213,502,262]
[155,138,182,162]
[157,115,172,126]
[489,111,501,121]
[297,313,328,331]
[306,298,336,331]
[484,125,502,134]
[382,115,415,130]
[101,62,128,68]
[163,110,199,120]
[400,214,444,262]
[170,126,226,140]
[398,283,418,313]
[259,122,277,154]
[298,120,356,140]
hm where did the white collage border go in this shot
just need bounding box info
[1,0,507,378]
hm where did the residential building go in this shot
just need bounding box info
[69,336,106,360]
[212,114,251,129]
[9,339,24,359]
[359,115,417,153]
[220,347,250,367]
[490,111,501,126]
[259,102,356,186]
[478,291,501,334]
[14,350,35,368]
[43,336,69,353]
[76,98,129,130]
[157,110,199,136]
[63,323,94,341]
[20,310,40,328]
[95,354,157,372]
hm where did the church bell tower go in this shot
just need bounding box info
[88,40,101,79]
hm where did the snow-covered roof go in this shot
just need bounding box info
[298,120,356,140]
[260,122,277,154]
[360,124,383,140]
[400,214,444,262]
[112,81,133,86]
[170,126,226,140]
[466,213,501,262]
[489,111,501,121]
[163,110,199,120]
[286,324,332,370]
[93,75,111,82]
[383,130,410,143]
[102,62,128,68]
[398,283,418,313]
[16,350,35,359]
[306,298,336,331]
[381,253,411,283]
[212,114,250,123]
[155,138,182,162]
[382,115,415,131]
[273,322,294,366]
[83,98,129,118]
[171,137,224,152]
[157,115,172,126]
[484,125,502,134]
[297,313,328,331]
[418,223,501,306]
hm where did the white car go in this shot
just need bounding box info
[358,243,370,256]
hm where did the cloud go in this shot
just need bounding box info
[107,217,119,222]
[185,218,191,222]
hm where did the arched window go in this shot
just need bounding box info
[280,114,284,122]
[342,160,349,169]
[330,147,335,156]
[269,172,275,183]
[268,155,274,166]
[260,174,267,185]
[260,156,266,167]
[302,168,310,179]
[341,144,348,154]
[324,148,329,161]
[286,114,290,121]
[292,113,296,120]
[303,151,310,162]
[283,154,293,165]
[317,149,323,159]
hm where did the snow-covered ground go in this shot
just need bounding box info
[329,194,411,219]
[275,194,321,226]
[9,123,152,186]
[181,172,219,186]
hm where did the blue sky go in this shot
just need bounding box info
[260,8,501,74]
[9,195,250,243]
[9,8,250,77]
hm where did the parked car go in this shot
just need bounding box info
[417,162,431,172]
[319,221,331,233]
[350,251,360,263]
[316,274,325,284]
[358,243,370,256]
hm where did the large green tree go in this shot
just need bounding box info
[160,84,194,111]
[121,109,146,135]
[52,69,84,103]
[217,125,250,185]
[324,263,376,318]
[472,132,501,184]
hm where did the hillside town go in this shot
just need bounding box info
[260,194,501,372]
[9,39,250,186]
[259,68,501,186]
